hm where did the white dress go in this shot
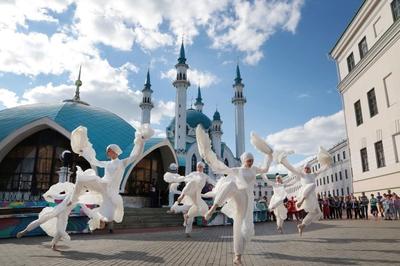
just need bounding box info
[196,125,273,255]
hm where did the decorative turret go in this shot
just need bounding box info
[194,85,204,112]
[140,69,154,124]
[64,65,89,105]
[232,63,246,158]
[172,40,191,154]
[211,108,223,158]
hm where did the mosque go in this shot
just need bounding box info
[0,42,247,208]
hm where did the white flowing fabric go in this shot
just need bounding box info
[70,124,154,230]
[196,125,272,256]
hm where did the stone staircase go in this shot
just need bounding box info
[115,207,184,229]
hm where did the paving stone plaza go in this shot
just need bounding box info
[1,220,399,266]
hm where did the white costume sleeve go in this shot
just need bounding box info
[280,157,304,178]
[122,124,154,167]
[196,125,235,176]
[253,154,273,174]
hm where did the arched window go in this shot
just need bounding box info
[0,129,90,201]
[191,154,197,172]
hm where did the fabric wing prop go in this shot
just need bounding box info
[317,146,332,167]
[71,126,96,159]
[196,125,230,174]
[135,123,155,143]
[250,132,273,155]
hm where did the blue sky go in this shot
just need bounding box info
[0,0,363,167]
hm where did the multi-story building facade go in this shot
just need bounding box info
[310,140,353,197]
[330,0,400,196]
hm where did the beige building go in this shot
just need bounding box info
[330,0,400,196]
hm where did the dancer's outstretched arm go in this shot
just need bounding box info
[123,124,154,167]
[255,154,273,174]
[196,125,234,176]
[280,157,304,178]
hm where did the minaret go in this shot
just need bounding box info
[232,64,246,158]
[140,69,154,124]
[211,109,223,158]
[194,85,204,112]
[63,65,89,105]
[172,40,191,153]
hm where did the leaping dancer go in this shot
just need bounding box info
[68,124,153,231]
[261,173,298,234]
[16,182,101,251]
[164,161,216,237]
[278,147,332,236]
[196,126,273,265]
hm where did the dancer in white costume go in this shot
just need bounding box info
[164,162,216,237]
[196,126,273,265]
[165,163,182,207]
[261,173,297,233]
[16,182,101,250]
[279,147,332,236]
[68,124,154,230]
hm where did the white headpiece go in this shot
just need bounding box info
[197,161,205,168]
[169,163,178,171]
[240,152,254,163]
[106,144,122,156]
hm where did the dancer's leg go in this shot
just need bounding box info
[232,191,247,265]
[205,181,237,220]
[185,216,194,237]
[298,209,320,236]
[17,209,57,238]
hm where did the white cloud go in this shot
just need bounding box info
[297,93,310,99]
[0,88,20,108]
[208,0,304,65]
[160,68,219,88]
[266,111,346,156]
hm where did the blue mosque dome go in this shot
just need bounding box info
[0,102,136,161]
[168,108,212,130]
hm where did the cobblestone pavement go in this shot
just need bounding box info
[1,219,399,266]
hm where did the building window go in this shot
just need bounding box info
[354,100,363,126]
[191,154,197,172]
[336,189,339,196]
[367,88,378,117]
[347,187,350,195]
[265,191,268,196]
[335,173,338,182]
[360,148,369,172]
[327,176,329,184]
[392,0,400,21]
[333,156,336,163]
[358,36,368,59]
[394,134,400,163]
[343,150,346,159]
[347,52,355,72]
[323,177,326,185]
[339,171,342,180]
[345,169,348,179]
[337,154,340,161]
[316,179,319,186]
[374,141,386,168]
[341,188,344,196]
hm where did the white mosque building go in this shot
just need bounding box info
[140,42,244,176]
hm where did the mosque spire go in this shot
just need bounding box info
[194,85,204,112]
[74,65,82,101]
[235,63,242,84]
[178,37,186,64]
[63,65,89,105]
